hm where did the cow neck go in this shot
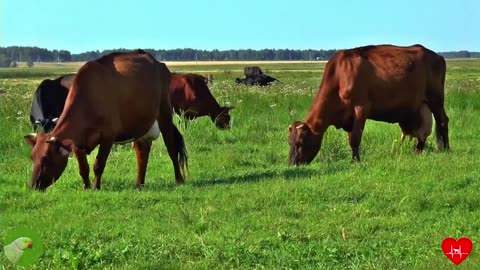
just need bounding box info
[304,95,330,136]
[50,105,90,148]
[51,121,84,146]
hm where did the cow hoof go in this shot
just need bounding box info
[175,180,185,185]
[414,149,423,155]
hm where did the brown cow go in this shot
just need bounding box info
[24,50,188,190]
[288,44,449,165]
[170,73,233,129]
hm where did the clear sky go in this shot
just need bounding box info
[1,0,478,53]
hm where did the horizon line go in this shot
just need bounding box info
[2,45,480,54]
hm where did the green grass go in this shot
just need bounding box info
[1,60,480,269]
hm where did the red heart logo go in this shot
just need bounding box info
[442,238,473,265]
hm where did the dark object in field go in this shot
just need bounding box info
[30,74,73,132]
[171,73,233,129]
[244,66,263,77]
[288,44,449,166]
[235,73,280,86]
[24,49,188,191]
[235,66,280,86]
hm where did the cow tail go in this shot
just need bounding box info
[173,124,188,176]
[434,55,448,150]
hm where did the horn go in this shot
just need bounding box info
[51,118,59,123]
[46,137,57,143]
[296,124,304,129]
[24,133,37,139]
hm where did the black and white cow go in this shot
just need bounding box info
[30,74,74,132]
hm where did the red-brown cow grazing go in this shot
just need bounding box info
[288,44,449,165]
[24,50,188,190]
[170,73,233,129]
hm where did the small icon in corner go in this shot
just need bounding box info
[3,228,43,266]
[4,237,34,264]
[442,238,473,265]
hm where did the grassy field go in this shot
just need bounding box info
[1,60,480,269]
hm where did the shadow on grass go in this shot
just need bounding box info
[75,170,315,192]
[190,165,346,188]
[38,164,349,192]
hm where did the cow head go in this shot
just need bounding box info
[214,106,234,129]
[288,121,322,166]
[24,133,73,191]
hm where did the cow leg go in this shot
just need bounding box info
[93,142,113,190]
[427,91,449,151]
[348,106,368,162]
[74,148,90,189]
[158,116,186,184]
[431,107,449,151]
[133,140,152,188]
[414,138,426,154]
[413,104,432,154]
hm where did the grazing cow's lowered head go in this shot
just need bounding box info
[170,73,234,129]
[213,106,234,129]
[288,121,322,166]
[24,133,73,190]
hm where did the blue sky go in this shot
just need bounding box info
[1,0,478,53]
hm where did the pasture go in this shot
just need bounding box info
[1,59,480,269]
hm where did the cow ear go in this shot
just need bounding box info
[288,124,293,132]
[24,133,37,147]
[46,137,73,157]
[59,139,74,157]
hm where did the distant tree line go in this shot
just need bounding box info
[1,46,479,67]
[438,50,480,59]
[70,48,339,62]
[0,46,72,67]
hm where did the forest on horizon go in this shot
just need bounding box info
[1,46,479,67]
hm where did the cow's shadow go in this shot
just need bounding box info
[99,164,347,191]
[191,167,319,188]
[190,161,351,188]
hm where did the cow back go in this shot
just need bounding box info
[54,51,171,145]
[306,44,445,128]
